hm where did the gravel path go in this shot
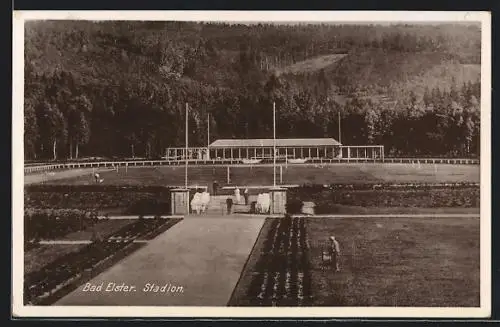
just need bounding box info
[56,217,265,306]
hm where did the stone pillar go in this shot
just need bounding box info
[171,188,190,215]
[270,187,287,215]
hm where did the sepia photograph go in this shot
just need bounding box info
[12,10,491,318]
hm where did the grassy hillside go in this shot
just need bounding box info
[276,54,347,75]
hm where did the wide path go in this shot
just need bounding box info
[56,217,265,306]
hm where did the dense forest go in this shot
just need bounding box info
[24,21,481,160]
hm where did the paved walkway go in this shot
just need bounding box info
[57,217,265,306]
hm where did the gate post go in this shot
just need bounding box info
[171,188,190,215]
[270,187,287,215]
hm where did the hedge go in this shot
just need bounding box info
[287,186,480,214]
[24,208,99,243]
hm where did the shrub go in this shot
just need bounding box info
[125,198,172,215]
[25,187,172,213]
[288,186,480,212]
[286,198,304,215]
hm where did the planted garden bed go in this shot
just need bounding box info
[24,240,135,305]
[231,217,312,306]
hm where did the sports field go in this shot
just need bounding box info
[37,163,479,186]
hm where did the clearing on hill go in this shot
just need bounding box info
[276,54,348,75]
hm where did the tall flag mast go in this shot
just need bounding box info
[273,101,276,187]
[207,113,210,148]
[207,112,210,160]
[338,111,342,144]
[185,102,188,189]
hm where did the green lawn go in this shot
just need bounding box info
[307,217,480,307]
[41,163,479,187]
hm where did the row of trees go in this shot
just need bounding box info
[24,21,482,160]
[24,67,480,160]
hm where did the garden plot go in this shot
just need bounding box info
[229,217,312,306]
[306,216,480,307]
[231,216,479,307]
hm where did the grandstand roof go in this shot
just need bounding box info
[209,138,341,148]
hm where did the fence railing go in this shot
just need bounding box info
[24,157,480,174]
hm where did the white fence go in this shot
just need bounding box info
[24,157,480,174]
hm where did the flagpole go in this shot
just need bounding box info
[207,113,210,148]
[273,101,276,187]
[338,111,342,144]
[185,102,188,189]
[207,112,210,160]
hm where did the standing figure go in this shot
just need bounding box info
[94,172,100,184]
[234,187,241,204]
[244,188,249,205]
[226,197,233,215]
[329,236,341,272]
[213,180,219,196]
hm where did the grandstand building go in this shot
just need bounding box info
[165,138,384,162]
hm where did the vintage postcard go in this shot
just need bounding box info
[12,10,491,318]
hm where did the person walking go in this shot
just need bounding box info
[244,188,249,205]
[329,236,341,272]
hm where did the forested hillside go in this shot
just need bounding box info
[24,21,481,160]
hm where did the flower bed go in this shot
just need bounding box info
[246,216,312,306]
[24,217,182,305]
[107,217,182,241]
[24,240,130,304]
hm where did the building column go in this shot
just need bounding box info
[293,148,296,159]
